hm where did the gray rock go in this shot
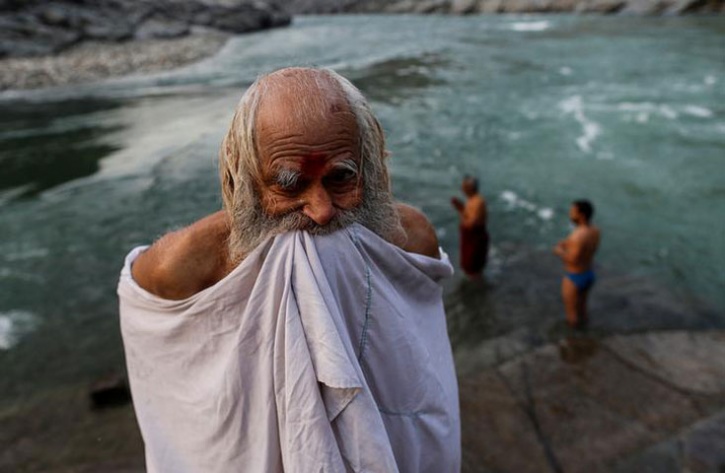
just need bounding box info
[459,371,555,472]
[413,0,450,13]
[451,0,479,13]
[619,0,675,13]
[135,18,190,40]
[83,18,134,42]
[610,437,682,473]
[459,332,725,473]
[0,0,291,58]
[478,0,505,12]
[0,13,81,57]
[604,331,725,395]
[664,0,711,14]
[682,410,725,473]
[577,0,627,12]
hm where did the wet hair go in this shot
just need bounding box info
[573,199,594,221]
[463,175,479,193]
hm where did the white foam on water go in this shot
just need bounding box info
[501,190,554,221]
[559,67,573,76]
[704,75,717,86]
[659,105,678,120]
[537,208,554,221]
[0,310,37,350]
[616,102,679,120]
[5,248,50,262]
[683,105,714,118]
[510,21,550,32]
[559,95,601,154]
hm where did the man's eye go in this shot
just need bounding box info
[328,169,357,184]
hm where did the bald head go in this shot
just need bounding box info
[255,68,356,130]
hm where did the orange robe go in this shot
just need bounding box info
[460,224,489,274]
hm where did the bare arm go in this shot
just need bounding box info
[451,197,464,214]
[553,234,583,265]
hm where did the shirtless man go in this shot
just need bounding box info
[120,68,460,472]
[554,200,601,329]
[451,176,489,278]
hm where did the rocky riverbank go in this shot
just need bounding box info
[0,0,290,90]
[287,0,725,14]
[0,32,228,90]
[458,330,725,472]
[2,330,723,471]
[0,0,290,58]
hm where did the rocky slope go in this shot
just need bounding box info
[0,0,290,58]
[286,0,725,14]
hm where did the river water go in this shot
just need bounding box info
[0,15,724,402]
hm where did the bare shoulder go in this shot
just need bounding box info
[395,203,441,259]
[131,211,232,300]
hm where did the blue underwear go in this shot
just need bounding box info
[566,270,596,292]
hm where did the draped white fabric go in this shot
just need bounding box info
[118,224,460,473]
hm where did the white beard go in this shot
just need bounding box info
[227,181,402,264]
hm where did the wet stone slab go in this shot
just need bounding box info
[459,330,725,473]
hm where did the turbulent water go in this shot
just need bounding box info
[0,15,723,399]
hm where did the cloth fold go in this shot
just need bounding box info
[118,223,460,473]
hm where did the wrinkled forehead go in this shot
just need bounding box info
[254,71,359,148]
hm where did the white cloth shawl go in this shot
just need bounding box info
[118,223,460,473]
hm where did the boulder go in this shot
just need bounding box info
[0,13,81,57]
[0,0,291,58]
[413,0,450,13]
[459,331,725,472]
[478,0,505,12]
[619,0,674,13]
[89,373,132,409]
[577,0,627,12]
[682,411,725,473]
[135,18,189,40]
[451,0,479,13]
[664,0,712,13]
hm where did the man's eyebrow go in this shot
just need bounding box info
[274,168,301,188]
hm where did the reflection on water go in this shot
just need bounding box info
[347,53,449,104]
[558,336,599,364]
[0,99,122,200]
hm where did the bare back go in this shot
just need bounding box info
[462,194,487,228]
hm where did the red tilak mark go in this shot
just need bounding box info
[300,153,327,177]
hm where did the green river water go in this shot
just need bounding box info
[0,15,723,406]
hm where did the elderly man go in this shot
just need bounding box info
[118,67,460,472]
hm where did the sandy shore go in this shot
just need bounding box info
[0,33,230,91]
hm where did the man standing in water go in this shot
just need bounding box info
[554,200,601,329]
[451,175,489,278]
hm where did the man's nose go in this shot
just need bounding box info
[303,186,336,226]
